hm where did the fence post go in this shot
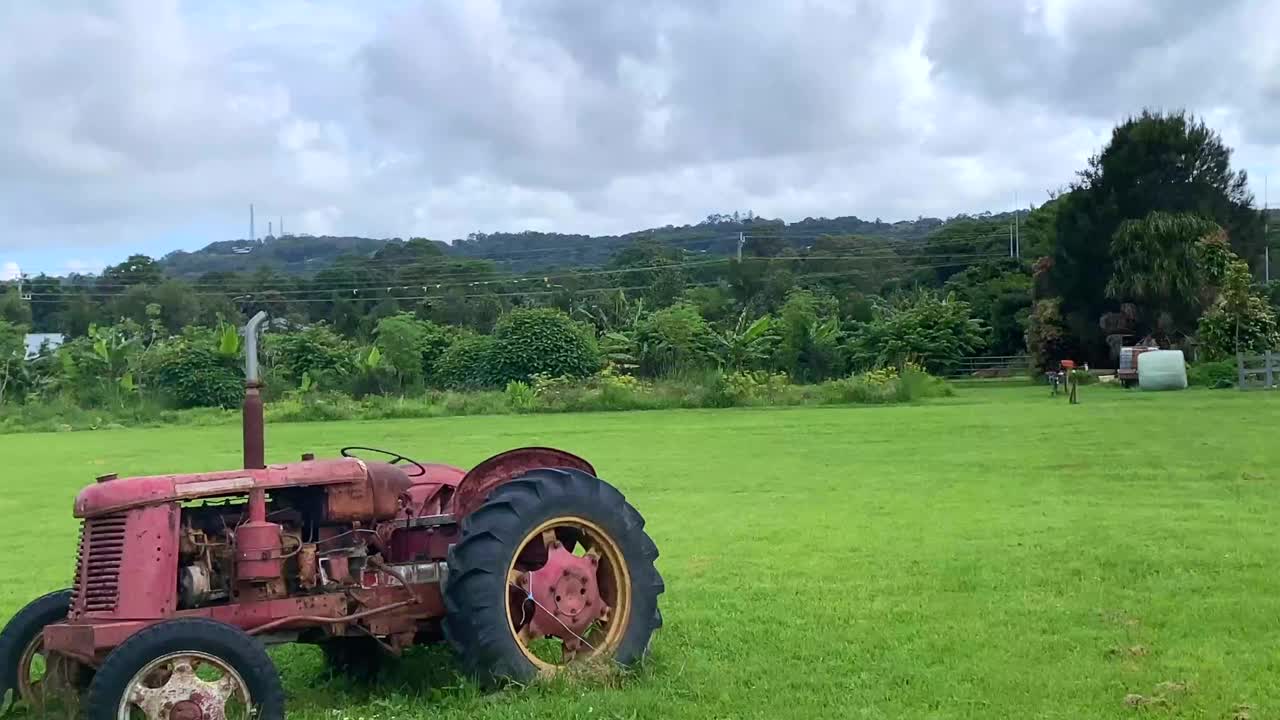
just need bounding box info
[1238,352,1246,390]
[1267,351,1275,389]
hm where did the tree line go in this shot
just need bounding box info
[2,109,1278,412]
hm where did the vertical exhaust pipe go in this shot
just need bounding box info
[243,311,268,471]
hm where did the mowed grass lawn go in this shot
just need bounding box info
[2,384,1279,719]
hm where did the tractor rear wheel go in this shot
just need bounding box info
[443,468,664,688]
[84,618,284,720]
[0,588,87,713]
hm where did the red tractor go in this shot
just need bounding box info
[0,313,664,719]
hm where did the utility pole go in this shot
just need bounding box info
[18,272,31,301]
[268,221,273,238]
[737,231,745,262]
[250,203,255,243]
[1265,175,1270,283]
[280,216,284,238]
[1014,191,1021,259]
[1009,224,1014,258]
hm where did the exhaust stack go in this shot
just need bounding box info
[243,311,268,470]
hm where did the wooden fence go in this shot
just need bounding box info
[1237,351,1278,390]
[941,355,1032,379]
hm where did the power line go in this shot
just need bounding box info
[21,259,1006,305]
[23,252,1013,301]
[25,251,1016,301]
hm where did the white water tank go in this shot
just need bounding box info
[1137,349,1187,391]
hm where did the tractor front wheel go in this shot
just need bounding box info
[0,588,87,713]
[85,618,284,720]
[443,468,664,688]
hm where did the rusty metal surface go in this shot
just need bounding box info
[243,382,265,470]
[72,504,179,621]
[298,544,318,589]
[47,594,351,659]
[520,541,606,651]
[74,458,368,518]
[451,447,595,519]
[234,520,284,581]
[326,461,412,522]
[382,521,458,563]
[123,652,249,720]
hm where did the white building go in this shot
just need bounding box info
[24,333,64,359]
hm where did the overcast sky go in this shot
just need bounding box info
[2,0,1278,278]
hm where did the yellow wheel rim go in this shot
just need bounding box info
[505,516,632,672]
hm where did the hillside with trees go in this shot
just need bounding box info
[1,110,1277,423]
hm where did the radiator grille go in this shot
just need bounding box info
[72,513,127,614]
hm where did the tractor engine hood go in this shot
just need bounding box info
[74,458,369,518]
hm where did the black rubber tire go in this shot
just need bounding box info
[443,468,664,688]
[84,618,284,720]
[0,589,72,710]
[320,636,385,682]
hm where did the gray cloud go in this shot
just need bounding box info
[1,0,1278,272]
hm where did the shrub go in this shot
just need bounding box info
[848,290,987,375]
[504,381,538,413]
[266,325,356,386]
[347,346,399,399]
[150,327,243,409]
[634,304,719,377]
[714,370,792,406]
[1025,298,1075,373]
[374,313,454,388]
[1197,293,1279,361]
[488,308,601,384]
[775,290,845,382]
[1188,359,1237,388]
[435,334,500,390]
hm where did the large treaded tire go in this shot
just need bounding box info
[443,468,664,688]
[84,618,284,720]
[0,589,72,710]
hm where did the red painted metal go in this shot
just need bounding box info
[451,447,595,519]
[326,461,413,522]
[74,459,368,518]
[384,523,459,563]
[400,463,465,517]
[46,594,351,661]
[71,504,179,621]
[234,521,284,581]
[525,544,605,647]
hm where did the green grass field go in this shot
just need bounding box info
[3,384,1279,718]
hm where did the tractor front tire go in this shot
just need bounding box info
[443,468,664,688]
[0,588,74,710]
[85,618,284,720]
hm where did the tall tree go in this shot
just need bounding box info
[1106,212,1221,340]
[1050,110,1262,361]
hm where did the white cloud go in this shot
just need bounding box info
[0,0,1278,261]
[1,262,20,281]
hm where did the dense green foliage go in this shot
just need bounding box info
[3,109,1275,408]
[486,308,601,384]
[149,325,244,409]
[849,291,988,374]
[1049,110,1265,363]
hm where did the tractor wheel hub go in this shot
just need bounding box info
[169,700,203,720]
[527,544,605,639]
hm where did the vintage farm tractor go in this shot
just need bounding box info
[0,313,663,718]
